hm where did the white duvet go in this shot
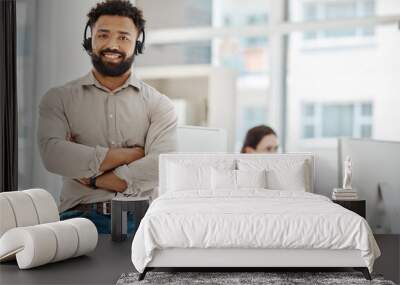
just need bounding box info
[131,190,380,273]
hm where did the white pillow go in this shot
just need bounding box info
[237,158,310,192]
[167,163,212,191]
[211,168,236,190]
[236,169,268,188]
[211,169,268,190]
[266,162,307,191]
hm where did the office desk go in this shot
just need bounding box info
[0,235,134,285]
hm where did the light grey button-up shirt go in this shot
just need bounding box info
[38,71,177,212]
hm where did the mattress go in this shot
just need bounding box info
[131,189,380,273]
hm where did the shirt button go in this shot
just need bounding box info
[109,114,113,119]
[111,141,115,145]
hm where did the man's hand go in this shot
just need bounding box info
[74,177,91,189]
[76,177,90,185]
[95,171,128,193]
[66,132,78,143]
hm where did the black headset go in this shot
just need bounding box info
[82,20,145,56]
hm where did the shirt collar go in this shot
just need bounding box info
[79,70,142,92]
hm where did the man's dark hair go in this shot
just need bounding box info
[241,125,277,153]
[87,0,145,31]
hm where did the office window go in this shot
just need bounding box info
[136,41,212,67]
[324,1,358,38]
[184,44,212,65]
[361,102,372,116]
[322,104,354,137]
[214,0,269,27]
[218,36,269,75]
[304,0,375,40]
[303,2,318,39]
[247,13,269,25]
[303,125,315,138]
[217,34,270,146]
[246,37,269,48]
[289,0,376,42]
[303,103,315,117]
[244,106,267,127]
[238,106,268,145]
[292,0,376,20]
[224,16,231,26]
[301,103,373,139]
[361,124,372,137]
[136,0,212,29]
[302,103,316,138]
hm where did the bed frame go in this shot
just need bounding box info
[139,248,371,280]
[138,153,372,281]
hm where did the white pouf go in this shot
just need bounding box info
[0,189,98,269]
[0,218,98,269]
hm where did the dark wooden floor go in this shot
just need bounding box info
[0,234,398,284]
[0,235,135,285]
[373,234,400,284]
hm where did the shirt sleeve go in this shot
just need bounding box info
[113,94,177,195]
[37,88,109,179]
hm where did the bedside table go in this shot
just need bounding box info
[332,199,366,218]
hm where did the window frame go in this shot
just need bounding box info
[300,101,373,140]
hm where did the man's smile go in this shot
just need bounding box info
[101,52,123,63]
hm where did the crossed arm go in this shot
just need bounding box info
[69,133,144,192]
[38,88,177,195]
[94,148,143,192]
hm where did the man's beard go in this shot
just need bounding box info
[91,49,134,77]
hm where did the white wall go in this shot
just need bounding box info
[31,0,97,201]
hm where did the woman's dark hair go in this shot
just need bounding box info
[87,0,145,30]
[241,125,277,153]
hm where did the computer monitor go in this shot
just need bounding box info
[338,138,400,234]
[177,125,227,152]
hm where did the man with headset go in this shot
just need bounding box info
[37,0,177,234]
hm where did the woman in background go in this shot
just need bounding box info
[241,125,279,154]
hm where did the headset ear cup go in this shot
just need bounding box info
[134,41,139,55]
[135,40,143,55]
[83,37,92,54]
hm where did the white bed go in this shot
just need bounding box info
[131,153,380,280]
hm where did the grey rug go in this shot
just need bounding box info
[116,271,396,285]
